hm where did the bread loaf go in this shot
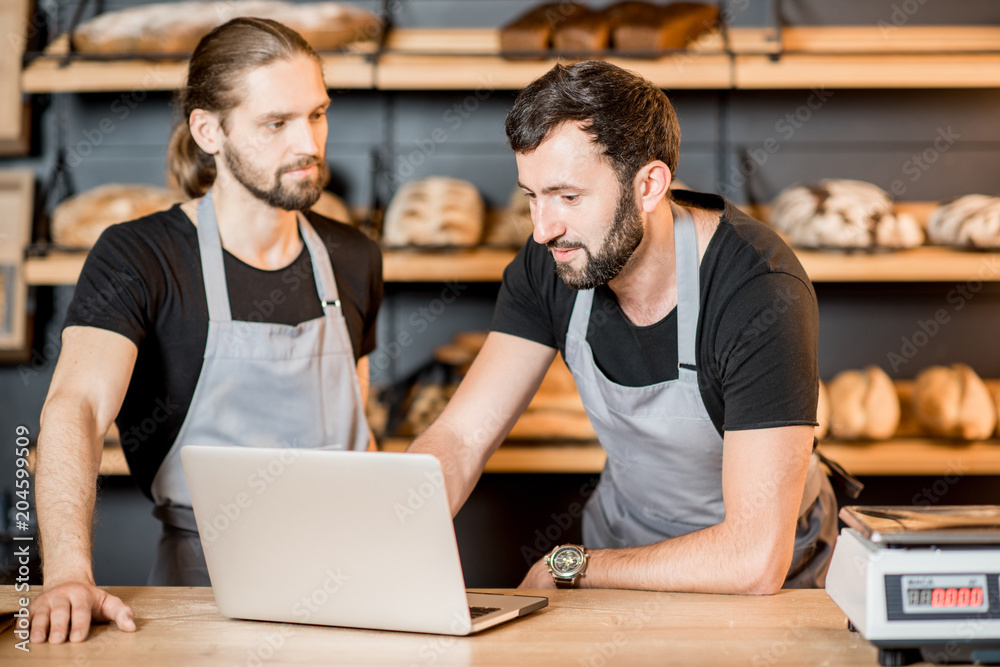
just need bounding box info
[51,184,184,248]
[827,365,900,439]
[309,191,353,226]
[926,194,1000,248]
[815,380,830,439]
[552,7,609,53]
[383,177,484,247]
[769,179,923,249]
[0,270,7,332]
[500,2,591,56]
[912,364,996,439]
[71,1,381,54]
[613,2,720,52]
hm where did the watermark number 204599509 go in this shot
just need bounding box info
[12,424,34,652]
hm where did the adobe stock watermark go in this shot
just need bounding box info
[716,88,835,200]
[393,466,446,523]
[750,621,810,666]
[887,256,1000,371]
[369,281,468,373]
[579,594,667,667]
[520,477,598,565]
[912,460,966,506]
[382,77,497,188]
[199,447,305,544]
[878,0,932,37]
[888,126,961,198]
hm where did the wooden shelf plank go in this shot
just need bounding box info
[729,26,1000,55]
[735,53,1000,89]
[28,244,1000,286]
[817,440,1000,476]
[47,437,1000,477]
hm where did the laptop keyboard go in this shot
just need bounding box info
[469,606,501,619]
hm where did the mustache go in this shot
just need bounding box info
[547,239,584,251]
[280,157,323,174]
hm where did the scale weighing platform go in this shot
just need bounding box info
[826,505,1000,666]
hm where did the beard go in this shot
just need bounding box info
[551,181,645,290]
[221,138,329,211]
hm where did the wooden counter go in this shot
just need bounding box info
[0,586,904,665]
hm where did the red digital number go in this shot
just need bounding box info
[957,588,970,607]
[945,588,958,607]
[971,588,984,607]
[932,589,945,607]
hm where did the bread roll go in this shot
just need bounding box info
[613,2,720,53]
[912,364,996,439]
[0,270,7,332]
[500,3,591,56]
[51,184,184,248]
[552,7,609,53]
[828,365,900,439]
[383,177,484,247]
[926,194,1000,248]
[71,1,381,54]
[309,191,353,225]
[769,179,923,249]
[815,380,830,439]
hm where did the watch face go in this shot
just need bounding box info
[551,546,584,575]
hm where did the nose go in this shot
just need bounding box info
[531,199,565,245]
[293,119,321,156]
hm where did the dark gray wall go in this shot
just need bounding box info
[2,0,1000,587]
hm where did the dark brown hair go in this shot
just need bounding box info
[505,61,681,190]
[167,17,321,198]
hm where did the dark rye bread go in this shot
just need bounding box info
[613,2,720,52]
[500,2,591,55]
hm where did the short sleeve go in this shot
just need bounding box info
[62,225,160,346]
[713,273,819,431]
[490,241,559,349]
[360,239,383,358]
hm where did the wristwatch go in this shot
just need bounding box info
[545,544,589,588]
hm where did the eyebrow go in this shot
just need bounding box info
[255,100,330,123]
[517,180,588,195]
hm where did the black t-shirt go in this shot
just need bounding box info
[63,204,383,498]
[490,190,819,436]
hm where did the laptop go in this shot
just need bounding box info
[180,446,548,635]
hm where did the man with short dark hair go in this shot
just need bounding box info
[30,18,382,643]
[410,61,838,594]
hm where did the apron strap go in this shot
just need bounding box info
[670,201,700,379]
[567,288,595,342]
[196,190,232,323]
[297,211,342,312]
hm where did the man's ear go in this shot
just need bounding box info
[189,108,223,155]
[635,161,672,214]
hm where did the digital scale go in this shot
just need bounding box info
[826,506,1000,666]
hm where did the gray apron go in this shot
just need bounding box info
[570,201,838,588]
[146,190,370,585]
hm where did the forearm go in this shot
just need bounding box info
[408,415,496,516]
[36,396,104,585]
[580,519,793,595]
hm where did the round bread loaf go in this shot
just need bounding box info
[926,194,1000,248]
[71,1,381,54]
[769,179,923,249]
[51,184,185,248]
[912,363,996,439]
[827,365,900,440]
[383,177,485,247]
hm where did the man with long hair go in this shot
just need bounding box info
[30,18,382,643]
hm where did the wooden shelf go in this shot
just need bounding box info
[49,437,999,478]
[21,35,375,93]
[28,243,1000,286]
[20,27,1000,93]
[24,247,520,285]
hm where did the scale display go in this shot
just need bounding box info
[901,575,990,614]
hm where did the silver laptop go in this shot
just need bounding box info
[180,446,547,635]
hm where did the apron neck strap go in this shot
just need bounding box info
[670,201,701,371]
[195,191,343,321]
[196,190,231,322]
